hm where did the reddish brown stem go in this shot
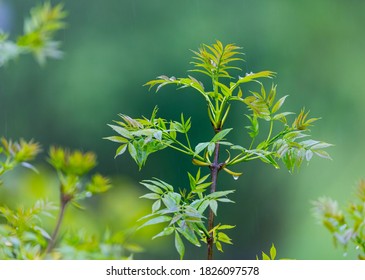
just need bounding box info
[207,140,221,260]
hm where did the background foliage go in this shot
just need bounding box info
[1,0,365,259]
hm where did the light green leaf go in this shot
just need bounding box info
[146,178,174,192]
[215,81,232,96]
[270,244,277,260]
[177,224,201,247]
[272,95,288,113]
[114,144,127,158]
[235,71,276,88]
[152,227,174,239]
[207,190,235,199]
[140,182,164,194]
[103,136,128,143]
[197,200,210,213]
[272,111,294,121]
[175,231,185,260]
[207,142,215,156]
[218,224,236,230]
[108,124,132,139]
[153,130,163,140]
[216,241,223,252]
[262,252,271,260]
[128,142,137,162]
[217,198,235,203]
[20,162,39,173]
[194,142,209,155]
[152,200,161,212]
[162,193,180,211]
[33,226,51,240]
[209,200,218,216]
[217,232,233,244]
[169,213,183,225]
[311,142,333,150]
[138,215,172,230]
[267,84,277,107]
[211,128,232,142]
[313,150,332,160]
[139,193,160,200]
[195,182,212,191]
[305,150,313,161]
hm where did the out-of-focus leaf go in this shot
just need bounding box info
[270,244,277,260]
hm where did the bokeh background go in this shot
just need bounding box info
[1,0,365,259]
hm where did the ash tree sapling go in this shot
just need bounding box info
[107,40,332,260]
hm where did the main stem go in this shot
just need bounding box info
[207,136,221,260]
[45,194,69,255]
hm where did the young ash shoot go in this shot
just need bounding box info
[106,40,332,260]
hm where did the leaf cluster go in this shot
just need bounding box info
[48,146,111,207]
[0,138,118,259]
[313,180,365,259]
[54,229,143,260]
[0,138,41,180]
[106,107,196,170]
[0,1,66,66]
[0,200,56,259]
[137,170,234,259]
[142,40,331,174]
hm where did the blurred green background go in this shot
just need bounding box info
[1,0,365,259]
